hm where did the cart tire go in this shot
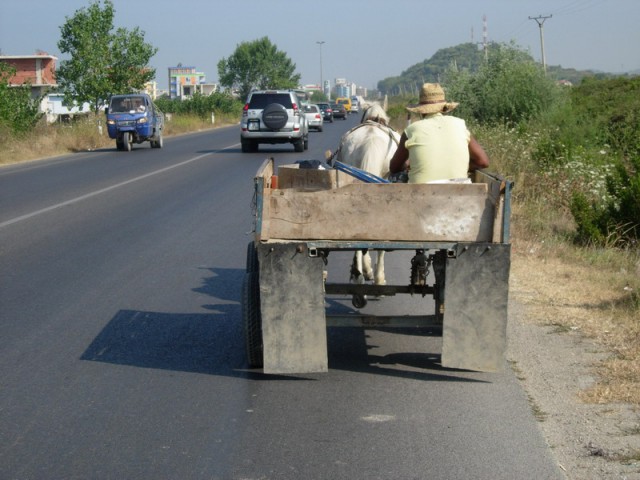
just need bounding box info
[433,250,446,324]
[352,293,367,309]
[246,241,258,272]
[243,272,263,368]
[434,293,444,324]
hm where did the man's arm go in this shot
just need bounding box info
[389,133,409,173]
[468,136,490,171]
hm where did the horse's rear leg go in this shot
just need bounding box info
[350,251,369,309]
[374,251,386,286]
[362,251,374,281]
[350,251,366,284]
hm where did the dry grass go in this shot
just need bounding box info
[475,119,640,406]
[509,199,640,406]
[0,112,239,166]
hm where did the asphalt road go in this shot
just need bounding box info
[0,115,564,479]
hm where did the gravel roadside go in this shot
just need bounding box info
[507,262,640,479]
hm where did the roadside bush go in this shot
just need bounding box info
[0,63,43,134]
[569,155,640,247]
[155,92,242,119]
[556,77,640,246]
[446,42,560,126]
[571,76,640,158]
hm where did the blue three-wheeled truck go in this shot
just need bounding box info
[105,93,164,151]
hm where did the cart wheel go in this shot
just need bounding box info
[433,250,446,324]
[434,294,444,324]
[242,271,263,368]
[246,241,258,273]
[352,293,367,309]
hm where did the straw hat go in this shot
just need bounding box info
[406,83,458,114]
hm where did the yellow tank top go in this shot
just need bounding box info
[405,114,470,183]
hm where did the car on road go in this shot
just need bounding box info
[335,96,352,113]
[316,102,333,122]
[303,104,323,132]
[330,103,348,120]
[240,90,309,152]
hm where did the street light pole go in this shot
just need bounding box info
[316,41,325,97]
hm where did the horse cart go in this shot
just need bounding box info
[243,158,513,374]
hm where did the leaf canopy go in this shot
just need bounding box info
[56,0,157,112]
[217,37,300,101]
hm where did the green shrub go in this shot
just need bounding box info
[155,92,243,119]
[557,77,640,246]
[0,63,43,134]
[570,155,640,247]
[570,191,607,245]
[446,42,560,126]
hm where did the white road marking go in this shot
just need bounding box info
[1,147,237,229]
[361,414,396,423]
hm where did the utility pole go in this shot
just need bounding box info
[529,14,552,73]
[316,41,325,97]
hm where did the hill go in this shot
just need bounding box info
[376,42,621,95]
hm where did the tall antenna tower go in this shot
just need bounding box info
[482,14,488,61]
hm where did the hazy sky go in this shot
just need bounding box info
[1,0,638,90]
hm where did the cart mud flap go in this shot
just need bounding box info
[258,243,328,374]
[441,242,510,372]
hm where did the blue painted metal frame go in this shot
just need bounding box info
[502,180,513,243]
[253,176,264,239]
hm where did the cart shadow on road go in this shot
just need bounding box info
[79,267,307,381]
[80,267,486,383]
[326,325,488,384]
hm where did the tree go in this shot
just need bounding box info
[217,37,301,101]
[0,63,42,134]
[310,91,328,102]
[56,0,157,112]
[109,26,158,94]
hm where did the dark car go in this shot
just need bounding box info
[330,103,347,120]
[316,102,333,122]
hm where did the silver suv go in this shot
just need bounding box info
[240,90,309,153]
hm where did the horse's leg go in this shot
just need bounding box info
[362,251,374,281]
[374,250,386,285]
[350,251,365,284]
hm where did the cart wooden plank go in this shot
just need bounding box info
[260,182,495,242]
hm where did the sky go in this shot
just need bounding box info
[1,0,639,91]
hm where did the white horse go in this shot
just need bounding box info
[334,101,400,287]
